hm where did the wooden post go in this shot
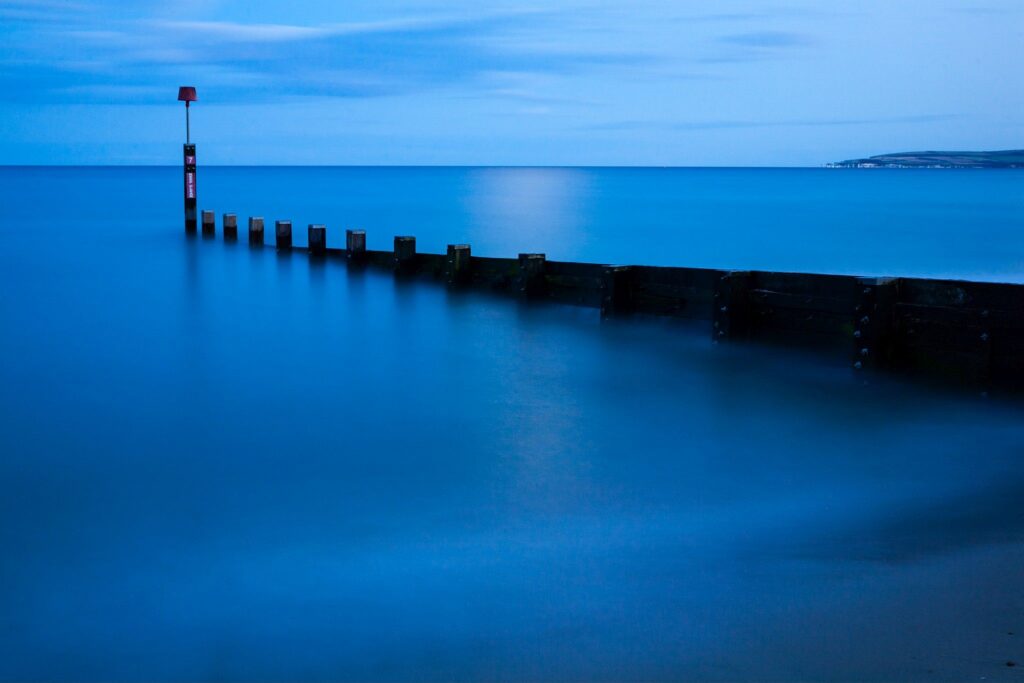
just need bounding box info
[223,213,237,241]
[601,266,634,319]
[346,229,366,263]
[712,270,753,342]
[275,220,292,250]
[201,210,215,237]
[446,244,472,286]
[248,217,264,247]
[394,236,416,274]
[183,143,197,234]
[852,277,898,376]
[308,224,326,255]
[518,253,546,298]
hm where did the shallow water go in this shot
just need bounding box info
[0,167,1022,681]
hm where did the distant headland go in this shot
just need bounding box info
[827,150,1024,168]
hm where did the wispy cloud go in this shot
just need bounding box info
[948,3,1023,16]
[718,30,812,48]
[0,0,92,21]
[579,114,960,132]
[700,28,814,63]
[0,8,652,104]
[146,20,328,43]
[671,7,842,24]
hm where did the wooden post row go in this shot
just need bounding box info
[276,220,292,250]
[248,217,264,247]
[712,270,753,342]
[852,277,898,376]
[223,214,237,241]
[308,225,326,254]
[601,266,634,319]
[201,210,215,237]
[346,229,366,263]
[518,253,546,298]
[447,244,471,286]
[394,236,416,273]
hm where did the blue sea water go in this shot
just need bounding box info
[1,166,1023,681]
[198,166,1024,280]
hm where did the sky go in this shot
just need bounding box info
[0,0,1021,165]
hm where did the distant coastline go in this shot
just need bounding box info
[827,150,1024,169]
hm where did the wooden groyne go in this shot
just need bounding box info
[194,215,1024,396]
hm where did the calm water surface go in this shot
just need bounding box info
[0,167,1022,681]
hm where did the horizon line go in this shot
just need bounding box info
[0,163,889,169]
[3,163,1018,170]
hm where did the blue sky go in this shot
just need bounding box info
[1,0,1021,165]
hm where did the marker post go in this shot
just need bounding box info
[178,86,198,233]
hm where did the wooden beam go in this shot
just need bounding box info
[346,229,367,264]
[275,220,292,250]
[394,236,416,274]
[712,271,753,342]
[247,217,264,247]
[308,224,326,255]
[518,253,546,298]
[601,266,634,319]
[201,210,215,237]
[222,214,237,241]
[446,244,472,286]
[852,277,898,378]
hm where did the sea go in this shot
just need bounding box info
[1,166,1022,681]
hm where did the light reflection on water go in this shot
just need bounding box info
[462,167,592,258]
[0,167,1022,681]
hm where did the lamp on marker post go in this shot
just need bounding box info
[178,86,198,233]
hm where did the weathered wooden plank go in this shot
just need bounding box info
[346,229,366,264]
[753,271,858,301]
[393,236,416,273]
[545,260,605,279]
[899,319,994,352]
[365,249,393,268]
[751,326,852,352]
[223,214,237,241]
[750,289,854,315]
[547,284,603,308]
[600,266,634,319]
[900,278,1024,312]
[418,253,446,278]
[308,224,326,255]
[248,217,264,247]
[633,265,718,285]
[544,260,604,306]
[201,210,215,237]
[630,291,706,318]
[518,254,547,298]
[470,256,518,290]
[712,271,754,342]
[851,277,899,374]
[896,302,1022,329]
[275,220,292,250]
[628,266,718,319]
[446,245,472,286]
[753,307,852,340]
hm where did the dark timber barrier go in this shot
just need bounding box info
[196,215,1024,396]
